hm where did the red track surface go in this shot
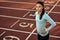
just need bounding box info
[0,0,60,40]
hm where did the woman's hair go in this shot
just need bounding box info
[36,1,45,20]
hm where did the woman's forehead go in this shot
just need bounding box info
[36,4,42,7]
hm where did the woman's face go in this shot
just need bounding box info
[36,4,43,12]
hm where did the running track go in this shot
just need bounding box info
[0,0,60,40]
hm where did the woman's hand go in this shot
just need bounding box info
[41,29,46,34]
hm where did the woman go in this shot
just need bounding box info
[35,1,56,40]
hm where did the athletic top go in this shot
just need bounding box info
[35,12,56,36]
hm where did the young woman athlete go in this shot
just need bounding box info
[35,1,56,40]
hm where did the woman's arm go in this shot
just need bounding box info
[45,14,56,32]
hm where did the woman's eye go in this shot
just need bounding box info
[39,6,41,8]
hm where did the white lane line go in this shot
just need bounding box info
[51,12,60,14]
[10,20,20,28]
[52,5,60,7]
[1,0,60,7]
[0,6,36,11]
[0,27,36,35]
[23,6,36,17]
[0,15,35,21]
[48,0,59,14]
[0,31,6,37]
[0,29,60,39]
[46,11,60,14]
[0,6,60,15]
[0,1,36,4]
[50,35,60,38]
[56,22,60,24]
[23,12,31,17]
[1,0,60,6]
[0,15,60,24]
[0,6,60,14]
[25,28,36,40]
